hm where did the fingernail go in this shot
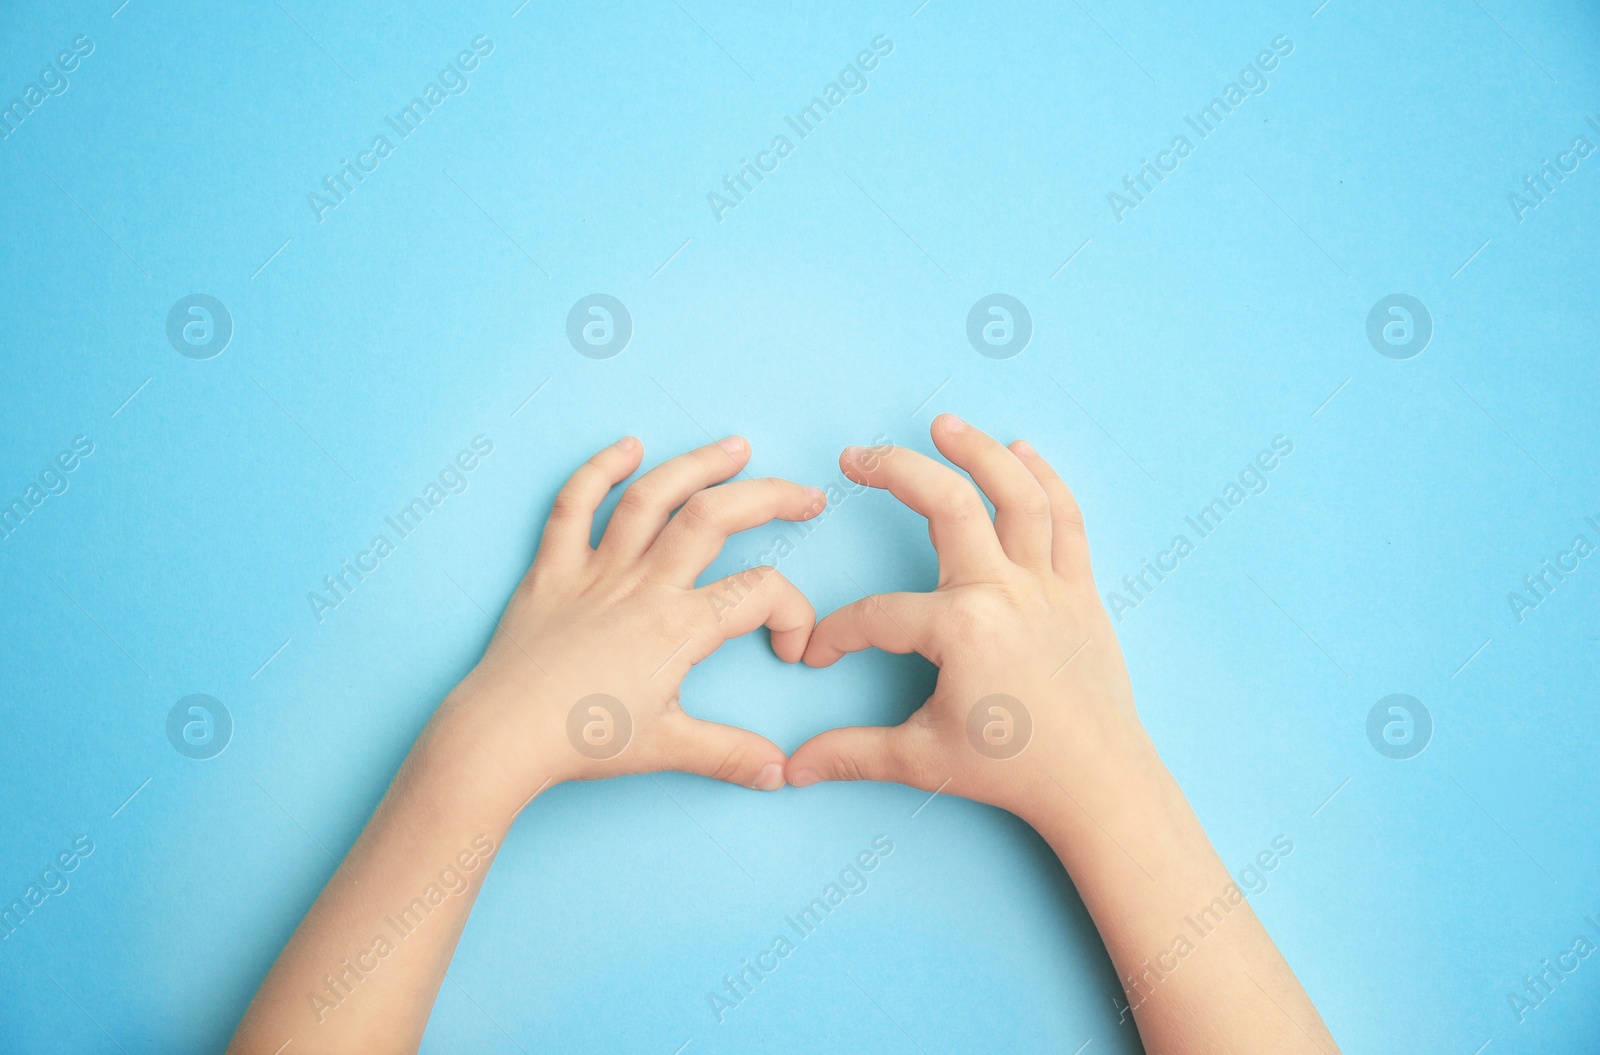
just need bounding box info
[789,767,820,788]
[804,486,826,511]
[614,436,637,451]
[718,435,746,453]
[754,763,786,791]
[1012,439,1035,456]
[841,445,863,464]
[938,413,967,432]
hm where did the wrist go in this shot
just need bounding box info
[1013,722,1171,837]
[419,674,570,821]
[1020,732,1228,897]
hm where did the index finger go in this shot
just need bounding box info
[802,591,939,667]
[842,444,1008,581]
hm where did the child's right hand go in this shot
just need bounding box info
[434,435,824,814]
[786,414,1156,823]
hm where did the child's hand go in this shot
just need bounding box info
[441,435,823,808]
[787,414,1148,821]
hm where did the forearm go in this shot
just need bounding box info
[1020,735,1338,1055]
[227,691,536,1055]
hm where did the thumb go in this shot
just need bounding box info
[658,711,789,791]
[786,724,927,789]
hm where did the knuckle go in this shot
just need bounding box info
[703,568,767,623]
[947,591,1007,636]
[703,586,731,623]
[894,746,931,790]
[834,752,868,783]
[616,483,658,517]
[1019,484,1052,519]
[850,594,887,627]
[1050,484,1086,529]
[720,564,769,594]
[711,742,751,783]
[936,486,985,525]
[675,492,720,532]
[514,562,550,598]
[548,490,587,521]
[736,565,776,592]
[897,719,946,789]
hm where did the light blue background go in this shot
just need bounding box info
[2,0,1597,1051]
